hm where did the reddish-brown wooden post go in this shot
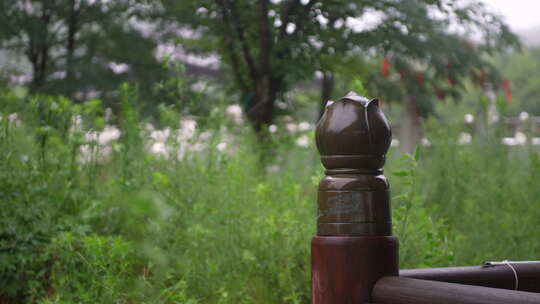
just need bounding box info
[312,92,399,303]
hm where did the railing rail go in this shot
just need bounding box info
[372,276,540,304]
[400,262,540,292]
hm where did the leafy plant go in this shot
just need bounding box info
[391,148,455,268]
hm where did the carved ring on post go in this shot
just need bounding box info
[315,92,392,236]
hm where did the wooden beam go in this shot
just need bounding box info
[400,263,540,292]
[373,276,540,304]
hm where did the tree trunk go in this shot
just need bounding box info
[400,99,424,154]
[65,0,79,96]
[28,1,51,92]
[29,42,50,92]
[247,76,277,131]
[319,70,334,119]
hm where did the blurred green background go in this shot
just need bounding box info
[1,0,540,303]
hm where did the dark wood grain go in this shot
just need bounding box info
[312,92,398,303]
[315,92,393,236]
[373,276,540,304]
[401,263,540,292]
[312,236,398,304]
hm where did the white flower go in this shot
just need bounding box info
[144,123,155,132]
[72,115,82,130]
[85,131,98,142]
[298,121,312,131]
[421,138,431,147]
[268,124,278,133]
[178,119,197,141]
[464,114,474,124]
[286,23,296,34]
[71,115,83,132]
[196,7,208,15]
[85,125,121,146]
[217,142,227,152]
[296,135,309,147]
[514,131,527,146]
[8,113,19,125]
[78,144,112,163]
[109,62,129,74]
[99,125,121,145]
[182,119,197,132]
[457,132,472,145]
[225,104,243,124]
[519,112,530,121]
[151,142,169,157]
[191,81,206,92]
[286,123,298,133]
[282,115,293,122]
[276,101,288,110]
[317,14,328,26]
[502,132,528,146]
[50,71,66,79]
[9,75,31,84]
[150,128,171,142]
[502,137,517,146]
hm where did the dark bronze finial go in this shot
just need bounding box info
[315,92,393,236]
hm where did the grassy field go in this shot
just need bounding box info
[1,86,539,303]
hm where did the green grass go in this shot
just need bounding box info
[1,86,539,303]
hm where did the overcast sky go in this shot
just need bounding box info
[483,0,540,30]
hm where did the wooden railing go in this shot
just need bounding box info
[372,276,540,304]
[311,91,540,304]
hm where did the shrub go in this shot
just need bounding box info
[2,86,539,303]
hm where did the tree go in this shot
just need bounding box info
[0,0,166,104]
[344,1,519,152]
[160,0,517,138]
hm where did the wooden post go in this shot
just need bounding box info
[312,92,399,303]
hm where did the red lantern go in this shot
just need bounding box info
[502,79,512,104]
[436,89,446,100]
[381,58,390,77]
[432,84,445,100]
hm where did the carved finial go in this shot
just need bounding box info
[315,92,393,236]
[316,92,391,174]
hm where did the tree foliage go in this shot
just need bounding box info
[160,0,518,131]
[0,0,165,102]
[494,47,540,115]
